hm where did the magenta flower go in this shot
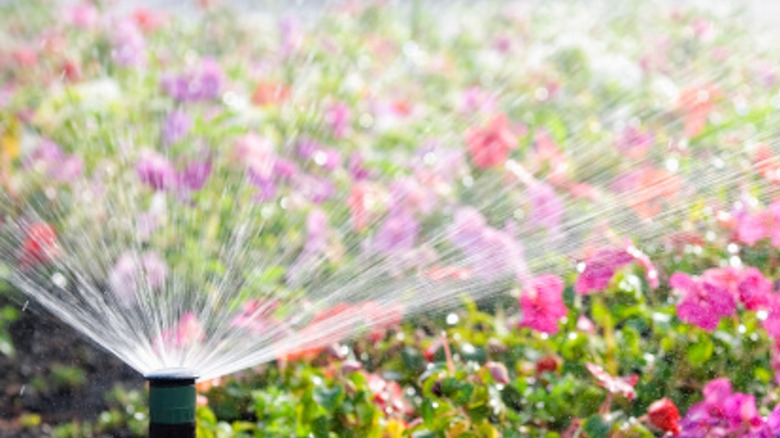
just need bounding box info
[137,149,177,191]
[526,182,564,231]
[162,110,192,146]
[519,274,568,334]
[671,272,736,331]
[679,378,764,436]
[736,267,772,311]
[574,248,634,294]
[371,209,420,254]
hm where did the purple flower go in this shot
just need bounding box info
[109,251,168,306]
[449,207,527,280]
[112,20,146,67]
[574,248,634,294]
[671,272,736,331]
[25,140,83,183]
[179,160,211,192]
[162,110,192,146]
[372,209,419,254]
[136,149,177,191]
[526,182,564,231]
[109,253,138,306]
[161,59,223,102]
[349,152,371,180]
[141,252,168,290]
[295,174,334,204]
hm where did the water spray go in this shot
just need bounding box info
[146,369,198,438]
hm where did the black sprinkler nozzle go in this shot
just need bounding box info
[146,369,198,438]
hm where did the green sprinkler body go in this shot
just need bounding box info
[147,369,197,438]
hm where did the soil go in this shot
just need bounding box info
[0,296,143,438]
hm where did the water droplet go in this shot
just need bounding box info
[358,113,373,128]
[446,313,459,325]
[313,151,328,166]
[665,157,679,172]
[52,272,67,288]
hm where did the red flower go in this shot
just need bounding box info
[465,115,517,169]
[647,398,681,435]
[19,223,58,269]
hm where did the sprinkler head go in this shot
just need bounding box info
[146,368,198,438]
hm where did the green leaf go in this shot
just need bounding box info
[313,386,344,412]
[687,337,714,365]
[583,415,611,438]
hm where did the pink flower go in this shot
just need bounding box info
[230,300,283,335]
[234,134,276,178]
[155,312,205,351]
[67,2,99,28]
[465,114,517,169]
[736,267,772,311]
[762,295,780,338]
[325,102,350,138]
[519,274,568,334]
[112,20,146,67]
[574,248,634,294]
[625,242,660,288]
[585,362,637,400]
[737,202,780,247]
[671,272,736,331]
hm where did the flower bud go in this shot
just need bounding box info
[647,398,680,435]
